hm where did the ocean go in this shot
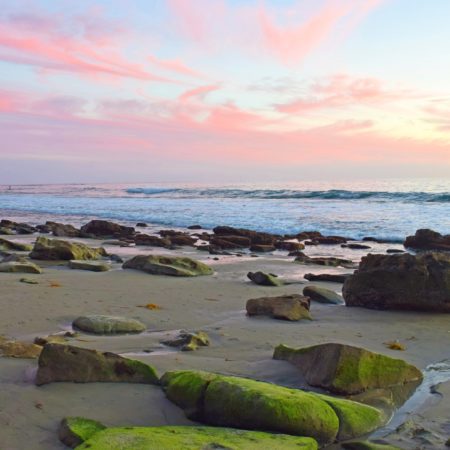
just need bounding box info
[0,179,449,241]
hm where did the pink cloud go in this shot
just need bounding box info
[179,84,221,103]
[148,55,205,79]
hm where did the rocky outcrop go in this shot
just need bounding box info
[133,234,171,247]
[304,273,352,283]
[161,370,385,446]
[404,229,450,251]
[247,271,282,286]
[0,238,32,252]
[30,237,107,261]
[273,343,423,395]
[343,252,450,311]
[303,285,343,304]
[210,235,251,249]
[35,344,159,385]
[68,260,111,272]
[295,252,355,268]
[73,315,146,334]
[80,220,135,238]
[46,222,81,238]
[161,331,210,351]
[275,241,305,251]
[213,226,278,245]
[0,261,42,274]
[59,418,318,449]
[123,255,213,276]
[246,294,311,321]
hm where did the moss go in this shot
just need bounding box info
[75,425,318,450]
[59,417,106,447]
[0,238,32,251]
[316,394,385,440]
[119,358,159,385]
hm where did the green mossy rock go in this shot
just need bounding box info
[67,423,318,450]
[342,441,402,450]
[123,254,213,276]
[59,417,106,448]
[0,237,32,252]
[69,260,111,272]
[0,261,42,274]
[246,294,311,321]
[35,343,158,386]
[162,370,385,446]
[247,271,282,286]
[161,331,210,351]
[302,285,343,304]
[273,343,423,395]
[73,315,146,334]
[30,237,107,261]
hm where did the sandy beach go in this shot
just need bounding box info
[0,230,449,449]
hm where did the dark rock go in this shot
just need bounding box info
[295,252,355,268]
[108,254,124,263]
[386,249,405,254]
[187,225,202,230]
[313,236,348,245]
[35,344,159,385]
[58,417,106,448]
[342,243,371,250]
[161,331,210,351]
[273,342,423,395]
[80,220,135,238]
[210,235,251,249]
[133,234,171,247]
[46,221,81,238]
[304,273,352,283]
[213,226,278,245]
[0,238,32,252]
[343,252,450,311]
[136,222,148,227]
[303,285,343,304]
[404,229,450,251]
[275,241,305,251]
[246,294,311,321]
[247,271,282,286]
[169,234,197,246]
[304,240,319,246]
[250,244,276,252]
[295,231,323,241]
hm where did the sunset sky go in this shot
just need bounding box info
[1,0,449,183]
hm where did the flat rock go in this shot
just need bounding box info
[30,237,106,261]
[0,337,42,358]
[304,273,351,283]
[0,237,32,252]
[123,254,213,276]
[73,315,146,334]
[273,342,423,395]
[35,343,159,386]
[342,243,372,250]
[247,271,282,286]
[303,285,343,304]
[343,252,450,311]
[0,261,42,274]
[246,294,311,321]
[69,260,111,272]
[295,252,355,268]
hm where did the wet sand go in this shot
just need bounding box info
[0,235,449,449]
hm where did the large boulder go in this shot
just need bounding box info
[404,229,450,251]
[213,226,278,245]
[273,343,423,395]
[247,271,282,286]
[80,220,135,238]
[73,315,146,334]
[0,237,32,252]
[343,252,450,311]
[161,370,385,446]
[30,237,107,261]
[69,260,111,272]
[35,344,159,386]
[303,285,343,304]
[123,255,213,276]
[60,418,318,449]
[0,261,42,274]
[246,294,311,321]
[46,221,81,238]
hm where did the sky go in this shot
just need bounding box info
[0,0,449,184]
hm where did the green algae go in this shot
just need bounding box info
[59,417,106,447]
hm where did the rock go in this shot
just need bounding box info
[46,221,81,238]
[108,254,123,263]
[69,260,111,272]
[34,333,75,346]
[303,285,343,304]
[273,343,423,395]
[343,252,450,311]
[187,224,202,229]
[0,336,42,358]
[247,271,282,286]
[313,236,348,245]
[20,277,39,284]
[246,294,311,321]
[123,255,213,277]
[161,370,385,446]
[30,237,107,261]
[161,331,210,351]
[73,315,146,334]
[0,261,42,274]
[60,418,318,450]
[210,235,251,249]
[250,244,276,252]
[342,243,372,250]
[133,234,171,247]
[59,417,106,448]
[386,249,405,254]
[168,234,197,246]
[404,228,450,251]
[275,241,305,251]
[342,441,402,450]
[136,222,148,227]
[0,227,15,235]
[304,273,352,283]
[0,237,32,252]
[36,344,158,386]
[80,220,135,238]
[213,226,278,245]
[295,252,355,268]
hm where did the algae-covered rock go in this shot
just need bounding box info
[246,294,311,321]
[273,343,423,395]
[68,423,318,449]
[30,237,107,261]
[303,285,343,304]
[59,417,106,448]
[0,237,32,252]
[35,343,158,386]
[0,336,42,358]
[123,254,213,276]
[73,315,146,334]
[69,260,111,272]
[0,261,42,274]
[247,271,282,286]
[161,370,385,446]
[342,441,402,450]
[161,331,210,351]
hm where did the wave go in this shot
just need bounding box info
[124,188,450,202]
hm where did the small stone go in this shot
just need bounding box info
[247,271,282,286]
[69,260,111,272]
[162,331,210,351]
[72,315,146,335]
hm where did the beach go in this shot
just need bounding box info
[0,224,449,449]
